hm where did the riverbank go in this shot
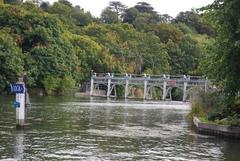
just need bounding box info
[193,116,240,138]
[189,89,240,138]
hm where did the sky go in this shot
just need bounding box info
[48,0,214,18]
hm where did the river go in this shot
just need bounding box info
[0,96,239,160]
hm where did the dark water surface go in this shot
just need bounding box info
[0,96,239,161]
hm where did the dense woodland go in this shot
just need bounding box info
[0,0,216,94]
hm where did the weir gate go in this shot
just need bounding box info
[89,73,208,101]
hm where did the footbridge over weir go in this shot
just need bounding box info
[89,73,209,101]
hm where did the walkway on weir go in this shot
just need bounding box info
[90,73,208,101]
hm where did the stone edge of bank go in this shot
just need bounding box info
[193,116,240,139]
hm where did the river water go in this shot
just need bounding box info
[0,96,239,161]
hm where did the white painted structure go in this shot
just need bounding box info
[89,73,208,101]
[11,78,26,127]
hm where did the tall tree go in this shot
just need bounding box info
[203,0,240,103]
[134,2,154,13]
[101,8,119,24]
[0,30,24,92]
[107,1,126,17]
[159,14,173,23]
[3,0,21,4]
[174,10,214,35]
[122,7,139,24]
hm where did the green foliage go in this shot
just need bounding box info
[202,0,240,104]
[178,34,202,75]
[0,1,217,96]
[4,0,21,5]
[69,33,114,81]
[189,89,223,121]
[189,89,240,126]
[122,7,139,24]
[174,10,214,36]
[42,76,61,95]
[0,29,23,92]
[116,86,125,97]
[188,102,207,120]
[83,23,170,74]
[107,1,126,17]
[171,88,183,101]
[46,0,94,29]
[101,8,119,24]
[134,2,153,13]
[59,75,76,94]
[42,75,76,95]
[152,23,183,43]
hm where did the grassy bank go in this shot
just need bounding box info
[188,90,240,127]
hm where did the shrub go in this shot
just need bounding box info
[189,89,223,120]
[43,75,76,95]
[59,75,76,95]
[42,76,61,95]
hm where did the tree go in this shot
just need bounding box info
[0,4,79,88]
[0,29,24,92]
[40,1,50,10]
[178,35,202,75]
[71,7,93,26]
[152,23,183,43]
[159,14,173,23]
[107,1,126,17]
[101,8,119,24]
[203,0,240,103]
[174,10,214,35]
[134,2,154,13]
[3,0,21,5]
[122,7,139,24]
[58,0,72,7]
[69,33,114,80]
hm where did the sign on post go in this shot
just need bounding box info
[10,82,26,127]
[10,84,25,94]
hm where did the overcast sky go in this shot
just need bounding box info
[48,0,214,18]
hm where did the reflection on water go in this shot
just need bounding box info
[14,130,24,161]
[0,96,240,160]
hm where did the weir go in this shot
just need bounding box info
[89,73,208,101]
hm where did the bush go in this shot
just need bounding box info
[43,75,76,95]
[189,89,223,120]
[59,75,76,95]
[188,102,207,120]
[189,89,240,126]
[42,76,61,95]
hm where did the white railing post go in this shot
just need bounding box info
[107,73,111,97]
[125,73,129,99]
[90,73,95,96]
[143,74,148,99]
[183,75,188,101]
[204,78,208,92]
[162,74,167,100]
